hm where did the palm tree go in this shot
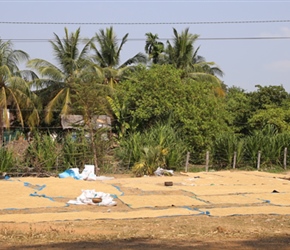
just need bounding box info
[145,32,165,64]
[0,39,39,145]
[27,27,93,124]
[165,28,224,79]
[90,26,147,88]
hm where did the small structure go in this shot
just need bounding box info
[61,115,111,130]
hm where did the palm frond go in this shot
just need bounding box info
[119,53,147,68]
[44,88,70,124]
[6,87,24,127]
[0,65,11,79]
[187,72,222,85]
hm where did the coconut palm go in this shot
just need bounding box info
[90,26,147,88]
[0,39,39,145]
[165,28,223,80]
[27,27,93,124]
[145,32,165,64]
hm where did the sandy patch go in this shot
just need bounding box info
[205,205,290,216]
[118,195,206,208]
[0,180,64,209]
[198,194,263,205]
[1,171,290,222]
[246,193,290,206]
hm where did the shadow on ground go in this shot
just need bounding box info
[4,236,290,250]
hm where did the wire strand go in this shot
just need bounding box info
[1,19,290,25]
[2,37,290,42]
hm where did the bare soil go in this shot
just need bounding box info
[1,214,290,250]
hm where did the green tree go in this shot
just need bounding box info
[27,27,93,124]
[248,85,290,112]
[165,28,223,79]
[71,79,111,174]
[246,85,290,133]
[116,64,228,158]
[0,39,39,144]
[248,103,290,133]
[225,86,251,135]
[91,26,147,88]
[107,95,137,139]
[145,32,165,64]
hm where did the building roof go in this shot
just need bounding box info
[60,115,111,130]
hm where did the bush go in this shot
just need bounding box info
[61,128,113,171]
[116,122,187,176]
[212,132,244,169]
[24,131,60,172]
[0,147,15,172]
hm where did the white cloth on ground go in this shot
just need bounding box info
[67,189,117,206]
[154,167,174,176]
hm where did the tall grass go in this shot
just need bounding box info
[212,132,244,169]
[211,124,290,170]
[25,132,60,172]
[0,147,15,172]
[61,128,113,171]
[244,125,283,168]
[116,122,187,175]
[62,131,91,169]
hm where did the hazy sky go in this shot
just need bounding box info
[1,0,290,92]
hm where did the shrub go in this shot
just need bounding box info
[0,147,15,172]
[116,121,187,176]
[24,131,60,172]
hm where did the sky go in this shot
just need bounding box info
[1,0,290,93]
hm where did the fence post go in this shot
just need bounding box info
[206,151,209,172]
[257,151,261,170]
[233,151,237,169]
[185,152,190,172]
[56,156,59,172]
[284,147,287,170]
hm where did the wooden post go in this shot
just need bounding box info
[233,151,237,169]
[185,152,190,172]
[206,151,209,172]
[257,151,261,170]
[284,147,287,170]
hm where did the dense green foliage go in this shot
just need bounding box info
[25,132,60,172]
[116,121,187,175]
[116,64,228,160]
[1,27,290,175]
[0,147,15,172]
[61,129,112,170]
[0,39,40,143]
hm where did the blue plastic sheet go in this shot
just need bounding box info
[59,169,81,180]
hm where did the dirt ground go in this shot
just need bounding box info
[1,171,290,249]
[1,214,290,250]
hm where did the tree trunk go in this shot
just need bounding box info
[87,120,99,176]
[0,108,3,147]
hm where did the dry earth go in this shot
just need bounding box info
[1,171,290,249]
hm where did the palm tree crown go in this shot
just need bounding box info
[145,32,165,64]
[92,26,146,69]
[90,27,147,88]
[27,27,93,123]
[0,39,39,135]
[165,28,224,78]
